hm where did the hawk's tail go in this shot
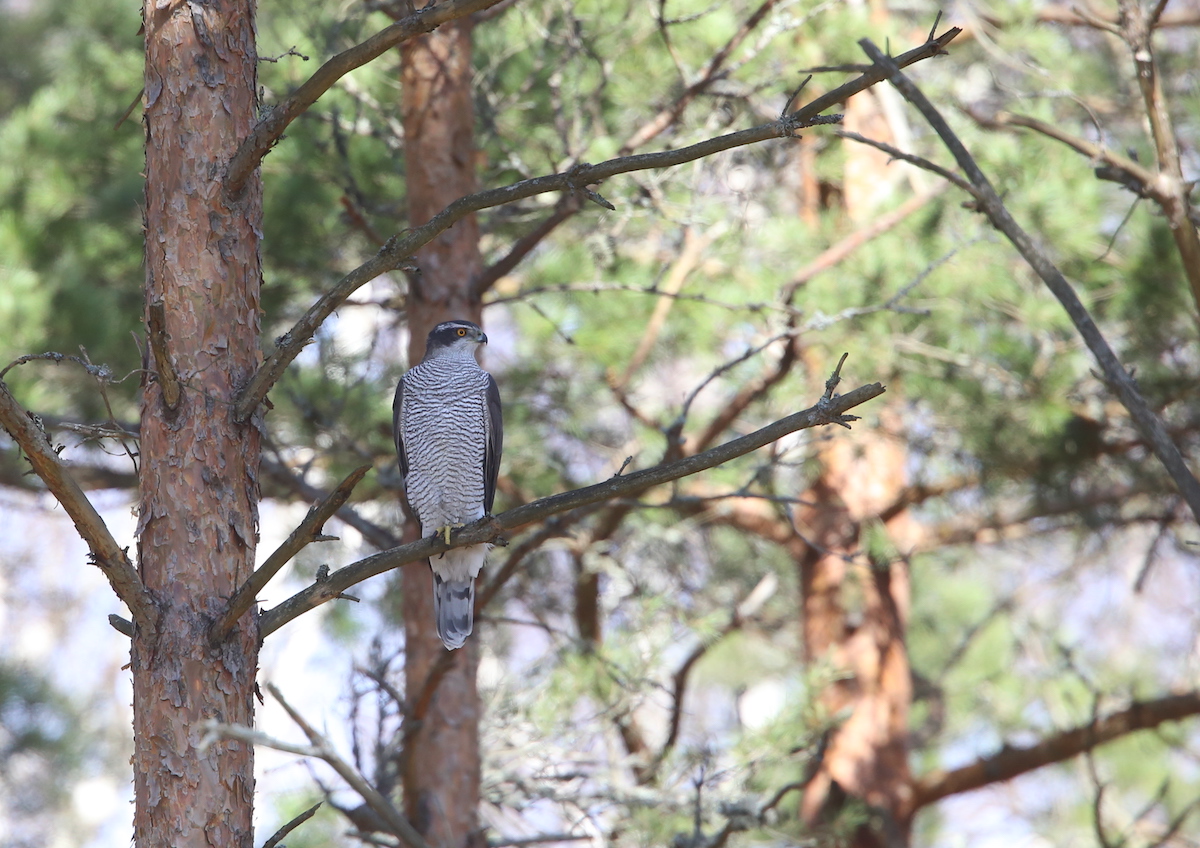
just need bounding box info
[433,573,475,650]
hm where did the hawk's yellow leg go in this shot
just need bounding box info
[435,523,465,545]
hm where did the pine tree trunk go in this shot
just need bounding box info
[400,14,485,848]
[798,422,916,847]
[133,2,262,845]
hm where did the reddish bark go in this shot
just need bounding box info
[399,13,485,848]
[842,90,901,221]
[134,1,262,846]
[797,420,916,846]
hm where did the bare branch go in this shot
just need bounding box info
[258,380,886,639]
[265,683,430,848]
[1,351,111,381]
[224,0,506,197]
[968,107,1200,229]
[209,464,372,644]
[0,379,159,637]
[910,690,1200,811]
[232,26,960,423]
[859,38,1200,525]
[262,802,323,848]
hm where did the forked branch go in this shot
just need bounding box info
[257,376,886,639]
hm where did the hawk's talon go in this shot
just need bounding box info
[434,523,464,546]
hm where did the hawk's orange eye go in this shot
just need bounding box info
[457,328,467,336]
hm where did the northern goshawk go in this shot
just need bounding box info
[393,320,503,650]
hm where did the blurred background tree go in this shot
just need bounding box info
[1,0,1198,846]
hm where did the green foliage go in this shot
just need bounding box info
[0,0,144,417]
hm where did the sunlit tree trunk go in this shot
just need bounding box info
[798,421,916,847]
[400,14,484,848]
[133,1,262,846]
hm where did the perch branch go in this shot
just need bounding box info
[258,378,885,639]
[209,463,372,644]
[859,38,1200,525]
[224,0,506,197]
[910,690,1200,811]
[232,26,960,423]
[0,379,158,637]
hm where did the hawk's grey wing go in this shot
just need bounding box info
[483,373,502,513]
[392,374,409,480]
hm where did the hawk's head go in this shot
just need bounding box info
[423,320,488,359]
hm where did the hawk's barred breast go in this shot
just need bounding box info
[400,357,491,539]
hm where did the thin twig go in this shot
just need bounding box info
[619,0,784,155]
[486,283,799,316]
[689,332,799,454]
[470,194,582,299]
[835,131,978,197]
[78,347,140,475]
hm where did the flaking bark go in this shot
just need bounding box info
[133,1,263,845]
